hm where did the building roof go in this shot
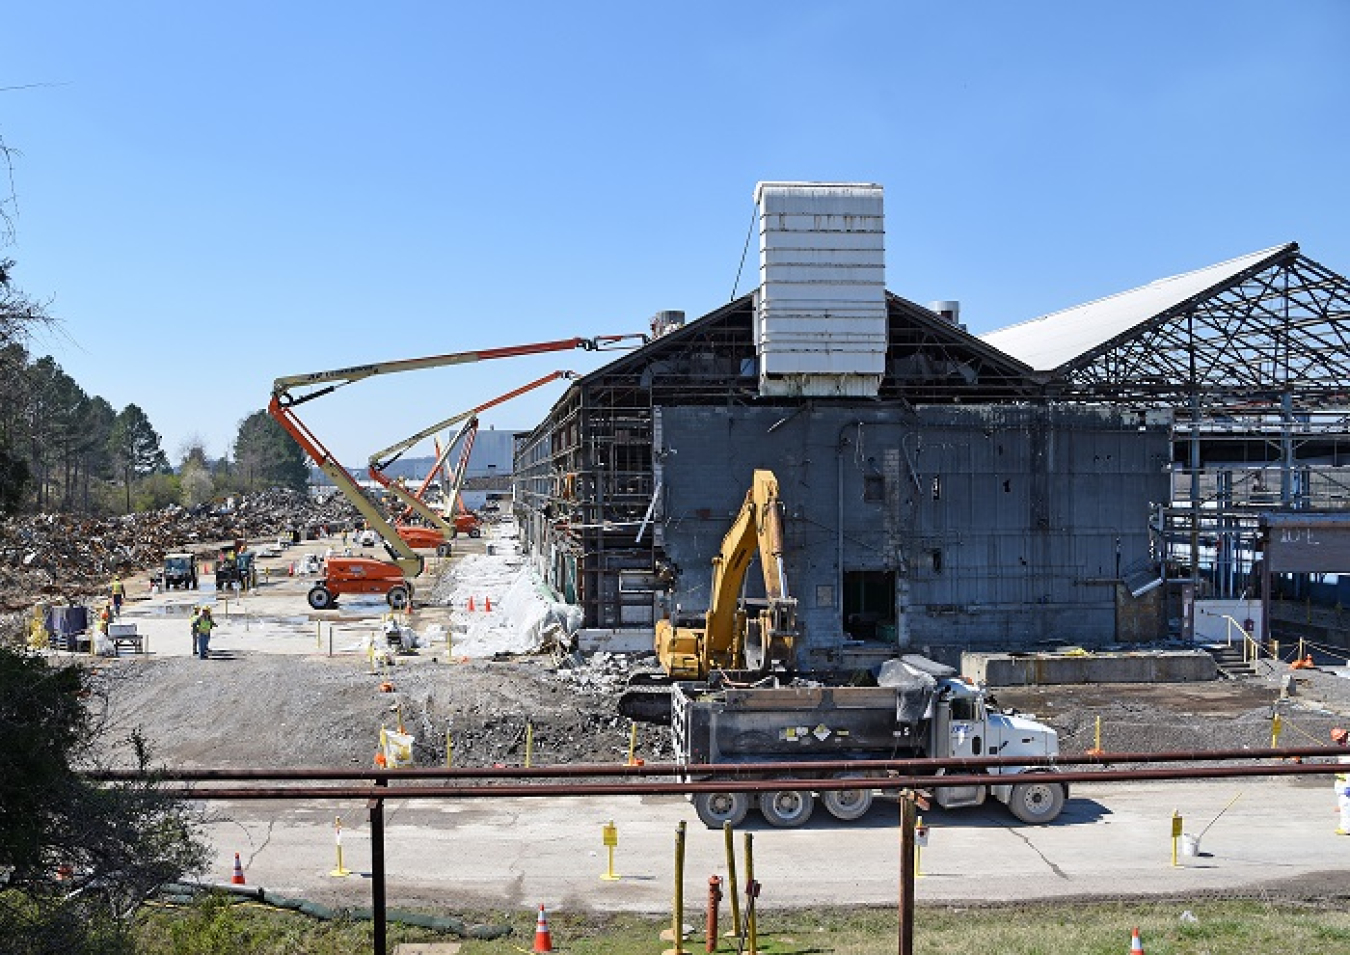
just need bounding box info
[981,243,1297,372]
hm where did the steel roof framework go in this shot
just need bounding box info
[1045,247,1350,409]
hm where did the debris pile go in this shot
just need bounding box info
[0,489,361,611]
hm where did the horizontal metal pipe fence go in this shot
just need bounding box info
[86,745,1342,785]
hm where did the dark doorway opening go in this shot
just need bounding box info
[843,570,896,642]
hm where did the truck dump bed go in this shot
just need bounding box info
[672,681,934,766]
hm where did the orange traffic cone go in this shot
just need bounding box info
[533,903,553,953]
[231,852,246,885]
[484,596,492,612]
[1129,926,1144,954]
[467,596,475,612]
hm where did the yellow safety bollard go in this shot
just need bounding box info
[1271,712,1283,748]
[601,819,620,881]
[316,621,322,650]
[670,819,686,955]
[723,822,741,938]
[1171,810,1183,867]
[330,816,352,877]
[628,722,639,765]
[743,831,757,955]
[525,723,534,768]
[445,725,453,767]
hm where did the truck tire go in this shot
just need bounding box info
[758,789,814,828]
[1007,778,1065,824]
[436,543,451,557]
[468,528,482,539]
[307,585,336,610]
[386,585,410,610]
[821,774,874,821]
[693,792,749,829]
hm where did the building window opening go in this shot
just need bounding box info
[842,570,897,643]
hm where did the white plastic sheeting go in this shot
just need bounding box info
[439,525,581,658]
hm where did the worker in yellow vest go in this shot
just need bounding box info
[110,576,126,618]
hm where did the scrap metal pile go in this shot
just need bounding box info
[0,489,361,611]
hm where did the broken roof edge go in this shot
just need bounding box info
[981,242,1299,372]
[885,292,1036,376]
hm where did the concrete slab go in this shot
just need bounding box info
[964,650,1218,686]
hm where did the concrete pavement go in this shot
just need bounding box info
[201,775,1345,913]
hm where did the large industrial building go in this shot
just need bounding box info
[513,182,1350,666]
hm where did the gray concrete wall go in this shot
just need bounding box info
[657,404,1170,664]
[964,650,1219,686]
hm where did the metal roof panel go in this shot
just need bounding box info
[981,244,1295,371]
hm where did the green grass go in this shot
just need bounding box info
[133,897,1350,955]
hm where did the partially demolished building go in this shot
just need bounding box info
[514,182,1350,664]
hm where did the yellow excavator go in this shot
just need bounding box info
[621,469,800,722]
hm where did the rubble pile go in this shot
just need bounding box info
[557,650,652,696]
[0,489,361,610]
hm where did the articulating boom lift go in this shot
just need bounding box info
[269,335,643,608]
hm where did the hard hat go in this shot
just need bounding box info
[1332,727,1348,744]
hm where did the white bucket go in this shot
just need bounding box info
[1181,833,1200,857]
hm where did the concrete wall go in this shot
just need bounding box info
[964,650,1218,686]
[656,404,1170,666]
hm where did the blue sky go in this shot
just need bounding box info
[3,2,1347,465]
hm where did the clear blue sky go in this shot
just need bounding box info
[3,2,1347,465]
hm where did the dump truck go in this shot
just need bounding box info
[674,655,1066,829]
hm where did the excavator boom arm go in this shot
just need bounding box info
[701,469,793,669]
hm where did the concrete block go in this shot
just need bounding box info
[963,650,1218,686]
[577,628,653,655]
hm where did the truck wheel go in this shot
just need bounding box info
[386,586,410,610]
[693,792,748,829]
[307,586,335,610]
[821,774,874,821]
[1007,778,1065,824]
[468,528,482,539]
[436,543,451,557]
[758,789,814,828]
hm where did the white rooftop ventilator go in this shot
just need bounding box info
[754,182,887,398]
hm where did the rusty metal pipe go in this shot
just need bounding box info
[140,760,1349,801]
[706,876,722,953]
[86,745,1345,783]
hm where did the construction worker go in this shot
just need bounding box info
[196,606,216,660]
[189,605,202,656]
[1334,727,1350,834]
[110,576,126,618]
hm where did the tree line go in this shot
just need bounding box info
[0,261,308,517]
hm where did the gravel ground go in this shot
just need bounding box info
[82,646,1350,774]
[86,651,672,771]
